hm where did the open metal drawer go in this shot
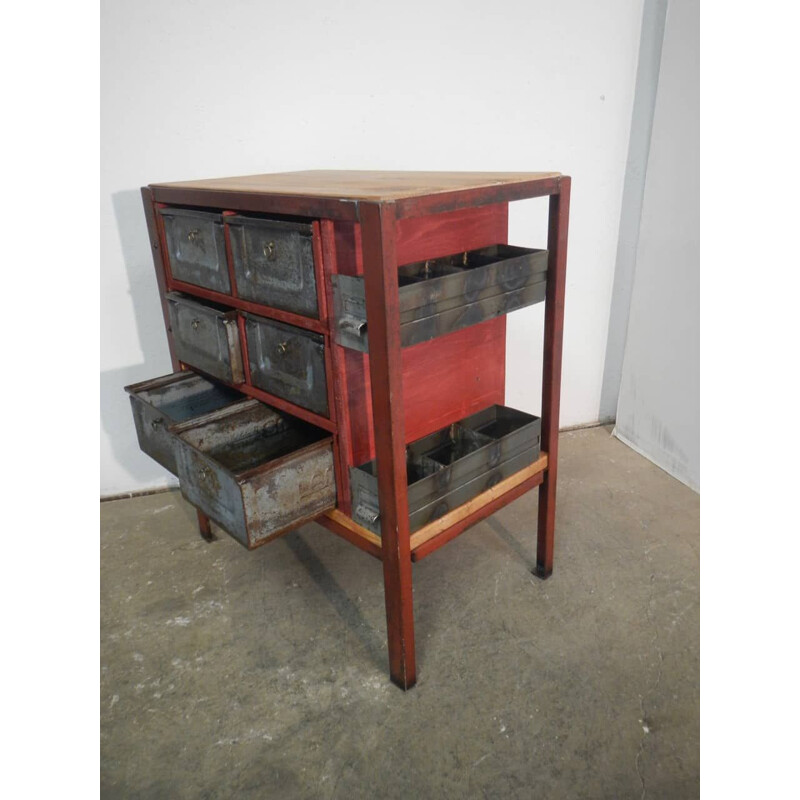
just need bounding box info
[170,400,336,549]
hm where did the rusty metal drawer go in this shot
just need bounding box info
[125,371,247,475]
[171,399,336,548]
[166,292,244,384]
[159,207,230,294]
[332,244,548,351]
[227,215,319,318]
[244,314,329,417]
[351,405,541,535]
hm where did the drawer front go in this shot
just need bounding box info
[172,400,336,548]
[228,216,318,317]
[241,443,335,547]
[174,442,248,544]
[167,293,244,384]
[245,315,329,417]
[160,208,230,294]
[125,371,245,475]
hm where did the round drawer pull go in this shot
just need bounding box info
[276,340,289,355]
[263,240,277,261]
[191,319,201,330]
[151,418,163,430]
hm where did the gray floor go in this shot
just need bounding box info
[101,426,699,799]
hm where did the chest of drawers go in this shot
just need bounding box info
[127,170,570,689]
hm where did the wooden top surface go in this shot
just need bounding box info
[151,170,561,203]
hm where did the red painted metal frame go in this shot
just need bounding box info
[141,188,212,539]
[536,177,570,578]
[151,186,360,222]
[360,201,417,690]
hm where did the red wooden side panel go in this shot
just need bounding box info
[346,320,507,466]
[332,203,509,468]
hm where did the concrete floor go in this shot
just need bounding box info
[101,426,699,799]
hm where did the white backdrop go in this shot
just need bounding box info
[101,0,645,495]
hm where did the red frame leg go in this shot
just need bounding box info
[360,201,417,690]
[197,510,216,543]
[536,177,571,579]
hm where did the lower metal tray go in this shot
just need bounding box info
[350,404,541,535]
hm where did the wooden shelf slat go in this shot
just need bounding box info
[319,453,548,561]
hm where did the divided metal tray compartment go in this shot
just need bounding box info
[350,405,541,535]
[244,312,329,417]
[333,244,549,351]
[159,207,230,294]
[171,399,336,549]
[125,371,248,475]
[226,215,319,318]
[166,292,244,384]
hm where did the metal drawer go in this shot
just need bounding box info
[159,207,230,294]
[166,292,244,384]
[244,314,329,417]
[171,400,336,548]
[125,371,247,475]
[333,244,548,351]
[351,405,541,535]
[227,215,319,318]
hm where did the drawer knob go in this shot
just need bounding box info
[191,318,201,330]
[263,240,277,261]
[276,340,289,355]
[151,418,163,430]
[187,228,202,244]
[198,467,209,480]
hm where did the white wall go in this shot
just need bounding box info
[615,0,699,490]
[101,0,645,495]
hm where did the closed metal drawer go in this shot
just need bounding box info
[125,371,246,475]
[167,292,244,384]
[159,207,230,294]
[351,405,541,534]
[333,244,548,351]
[172,400,336,548]
[227,215,319,318]
[244,314,329,417]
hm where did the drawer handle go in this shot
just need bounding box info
[151,418,163,430]
[263,240,277,261]
[339,316,367,337]
[187,228,202,244]
[276,340,289,355]
[191,318,201,330]
[198,467,210,481]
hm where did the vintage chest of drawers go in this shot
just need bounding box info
[128,170,570,689]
